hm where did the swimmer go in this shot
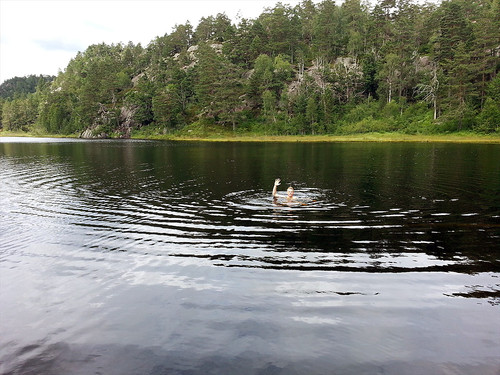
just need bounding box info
[273,178,296,203]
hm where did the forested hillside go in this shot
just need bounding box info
[0,75,55,100]
[1,0,499,136]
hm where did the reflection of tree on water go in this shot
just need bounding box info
[445,286,500,306]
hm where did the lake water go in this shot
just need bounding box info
[1,137,499,375]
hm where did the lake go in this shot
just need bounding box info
[1,137,499,375]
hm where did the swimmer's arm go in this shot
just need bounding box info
[272,178,281,198]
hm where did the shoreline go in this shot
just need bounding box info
[1,131,500,144]
[161,133,500,144]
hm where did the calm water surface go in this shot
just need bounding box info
[1,137,499,375]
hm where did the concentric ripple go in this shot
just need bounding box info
[1,139,500,375]
[1,142,499,274]
[225,187,340,211]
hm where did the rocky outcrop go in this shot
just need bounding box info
[79,103,114,139]
[116,106,137,138]
[173,43,224,70]
[287,57,363,99]
[288,59,331,97]
[79,126,108,139]
[79,103,139,139]
[131,73,145,86]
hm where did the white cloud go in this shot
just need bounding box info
[0,0,439,83]
[1,0,309,83]
[35,39,85,52]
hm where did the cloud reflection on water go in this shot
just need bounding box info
[1,139,499,375]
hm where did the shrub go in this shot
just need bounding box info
[337,116,395,134]
[398,102,436,134]
[474,98,500,133]
[341,100,381,124]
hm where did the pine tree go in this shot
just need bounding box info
[194,43,244,130]
[377,53,402,103]
[262,89,277,128]
[312,0,346,60]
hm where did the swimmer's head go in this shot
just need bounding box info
[287,186,294,197]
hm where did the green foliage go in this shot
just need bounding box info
[397,102,436,134]
[0,75,55,100]
[194,13,234,43]
[486,75,500,102]
[258,3,300,60]
[38,92,74,133]
[261,89,276,126]
[124,88,153,126]
[194,43,245,130]
[313,0,346,59]
[340,100,381,124]
[361,53,379,98]
[2,93,40,131]
[338,117,395,134]
[474,76,500,132]
[177,118,232,137]
[152,84,182,131]
[3,0,499,137]
[475,98,500,133]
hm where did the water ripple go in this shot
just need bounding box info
[1,152,499,274]
[2,140,500,375]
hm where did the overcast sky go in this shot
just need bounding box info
[0,0,313,83]
[0,0,438,84]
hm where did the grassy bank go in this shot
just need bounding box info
[2,129,500,144]
[133,132,500,144]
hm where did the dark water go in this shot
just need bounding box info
[1,137,499,375]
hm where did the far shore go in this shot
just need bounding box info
[1,130,500,144]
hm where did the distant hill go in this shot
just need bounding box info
[0,75,55,100]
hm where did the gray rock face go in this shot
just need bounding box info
[79,127,108,139]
